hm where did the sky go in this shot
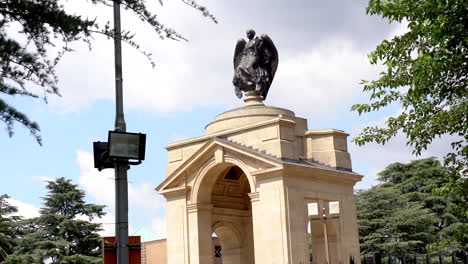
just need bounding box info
[0,0,453,240]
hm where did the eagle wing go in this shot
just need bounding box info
[233,38,246,69]
[259,34,279,99]
[260,34,278,80]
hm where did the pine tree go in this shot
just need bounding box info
[377,158,466,249]
[357,158,466,255]
[356,186,436,255]
[5,178,105,263]
[0,194,21,262]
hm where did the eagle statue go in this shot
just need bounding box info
[232,29,278,100]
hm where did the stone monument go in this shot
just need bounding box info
[156,30,362,264]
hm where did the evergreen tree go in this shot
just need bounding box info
[377,158,466,249]
[0,195,21,262]
[357,185,436,255]
[352,0,467,244]
[5,178,105,264]
[357,158,467,255]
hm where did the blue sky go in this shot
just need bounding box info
[0,0,452,239]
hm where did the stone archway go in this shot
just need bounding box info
[158,145,264,264]
[192,157,256,205]
[213,222,242,264]
[195,163,255,264]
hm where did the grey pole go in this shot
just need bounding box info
[113,0,129,263]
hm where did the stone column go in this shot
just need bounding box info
[187,203,214,264]
[340,195,361,263]
[166,194,189,264]
[248,192,263,264]
[252,180,290,263]
[241,217,255,264]
[284,187,309,263]
[327,217,342,264]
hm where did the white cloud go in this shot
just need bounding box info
[76,150,165,211]
[76,150,157,237]
[268,37,378,117]
[129,183,166,211]
[51,36,232,114]
[48,0,230,114]
[151,216,167,239]
[51,33,379,119]
[389,19,409,38]
[7,198,40,219]
[77,150,115,207]
[353,135,455,189]
[46,1,391,119]
[32,176,55,184]
[350,110,458,189]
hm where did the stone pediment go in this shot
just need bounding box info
[156,137,363,197]
[156,137,283,194]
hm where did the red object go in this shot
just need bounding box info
[103,236,141,264]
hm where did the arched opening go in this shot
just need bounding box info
[197,163,255,264]
[212,223,242,264]
[306,200,342,264]
[194,161,255,205]
[211,166,251,210]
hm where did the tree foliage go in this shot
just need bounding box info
[0,195,21,262]
[4,177,106,263]
[0,0,216,144]
[357,185,437,255]
[352,0,467,223]
[357,158,467,255]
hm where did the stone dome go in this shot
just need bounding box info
[205,94,295,135]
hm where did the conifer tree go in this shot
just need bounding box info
[5,178,105,263]
[357,186,436,255]
[377,158,466,249]
[0,194,21,262]
[357,158,467,255]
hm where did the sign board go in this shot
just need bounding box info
[102,236,142,264]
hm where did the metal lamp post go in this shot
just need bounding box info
[92,2,146,263]
[113,0,129,263]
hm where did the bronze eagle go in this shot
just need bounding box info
[232,29,278,100]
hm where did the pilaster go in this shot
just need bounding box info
[187,203,214,264]
[248,192,264,263]
[166,194,189,264]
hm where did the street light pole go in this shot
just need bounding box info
[113,0,129,263]
[113,0,125,133]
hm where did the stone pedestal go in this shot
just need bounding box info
[157,98,362,264]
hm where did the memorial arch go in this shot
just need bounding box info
[157,95,363,264]
[196,161,256,264]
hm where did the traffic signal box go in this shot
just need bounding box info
[103,236,141,264]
